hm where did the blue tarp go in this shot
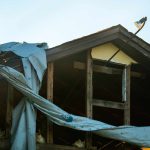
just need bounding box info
[0,42,150,149]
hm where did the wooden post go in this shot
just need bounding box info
[47,62,54,143]
[122,65,131,125]
[86,50,93,149]
[6,84,13,137]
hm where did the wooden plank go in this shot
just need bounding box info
[46,25,150,63]
[37,144,97,150]
[47,62,54,143]
[46,33,119,62]
[74,61,121,75]
[85,50,93,149]
[93,99,125,110]
[6,84,13,137]
[74,61,143,77]
[122,65,131,125]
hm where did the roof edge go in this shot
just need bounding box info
[46,25,150,63]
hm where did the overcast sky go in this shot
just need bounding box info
[0,0,150,47]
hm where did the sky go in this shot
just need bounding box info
[0,0,150,48]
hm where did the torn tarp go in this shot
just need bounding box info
[0,42,150,149]
[0,42,47,150]
[0,65,150,148]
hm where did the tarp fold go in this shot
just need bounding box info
[0,42,150,149]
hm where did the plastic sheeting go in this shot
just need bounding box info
[0,42,150,149]
[0,42,47,150]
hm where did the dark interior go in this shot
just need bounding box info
[0,51,150,149]
[47,52,150,149]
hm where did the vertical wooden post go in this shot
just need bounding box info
[47,62,54,143]
[122,65,131,125]
[86,50,93,149]
[6,84,13,137]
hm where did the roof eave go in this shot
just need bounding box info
[46,25,150,64]
[46,25,121,62]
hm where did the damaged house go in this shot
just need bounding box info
[0,25,150,150]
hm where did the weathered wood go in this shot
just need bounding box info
[74,61,143,77]
[6,84,13,137]
[37,144,97,150]
[46,25,150,66]
[85,50,93,149]
[47,62,54,143]
[46,26,122,62]
[119,33,150,57]
[93,99,125,110]
[122,65,131,125]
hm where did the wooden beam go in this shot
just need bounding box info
[93,99,125,110]
[47,62,54,143]
[6,84,13,137]
[85,50,93,149]
[122,65,131,125]
[74,61,143,78]
[46,28,120,62]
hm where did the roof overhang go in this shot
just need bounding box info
[46,25,150,67]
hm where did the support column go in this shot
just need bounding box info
[47,62,54,143]
[86,50,93,149]
[122,65,131,125]
[6,84,13,137]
